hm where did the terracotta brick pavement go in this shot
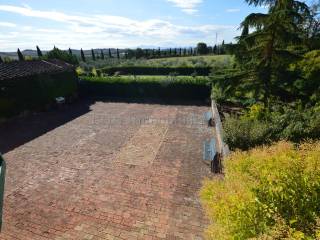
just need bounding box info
[0,100,212,240]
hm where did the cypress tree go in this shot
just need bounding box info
[117,49,120,59]
[36,46,43,57]
[17,48,24,61]
[183,48,187,56]
[100,50,105,60]
[109,48,112,58]
[221,40,225,54]
[91,49,96,61]
[213,45,217,55]
[190,47,193,56]
[81,48,86,62]
[68,48,73,55]
[179,48,182,56]
[158,47,161,57]
[169,48,172,56]
[0,56,3,63]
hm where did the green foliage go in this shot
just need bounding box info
[0,71,78,117]
[100,66,212,76]
[91,49,96,61]
[223,114,271,150]
[234,0,312,103]
[45,47,78,64]
[197,42,209,55]
[79,76,211,101]
[223,104,320,150]
[79,55,233,72]
[100,50,104,60]
[81,48,86,62]
[200,141,320,240]
[292,50,320,103]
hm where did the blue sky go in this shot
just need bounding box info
[0,0,270,51]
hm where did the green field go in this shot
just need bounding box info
[79,54,234,70]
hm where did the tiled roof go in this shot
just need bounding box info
[0,59,75,81]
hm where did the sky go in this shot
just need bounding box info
[0,0,271,51]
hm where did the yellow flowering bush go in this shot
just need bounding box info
[201,141,320,239]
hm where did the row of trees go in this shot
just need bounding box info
[79,43,228,62]
[0,42,229,64]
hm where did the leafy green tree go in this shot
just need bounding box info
[17,48,24,61]
[135,48,144,59]
[68,48,73,55]
[100,50,105,60]
[46,47,79,64]
[81,48,86,62]
[197,42,209,55]
[0,56,3,64]
[126,49,134,59]
[36,46,43,57]
[91,49,96,61]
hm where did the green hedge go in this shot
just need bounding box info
[0,71,78,118]
[80,76,211,101]
[100,66,212,76]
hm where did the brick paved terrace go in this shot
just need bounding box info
[0,99,212,240]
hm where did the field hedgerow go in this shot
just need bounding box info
[200,141,320,240]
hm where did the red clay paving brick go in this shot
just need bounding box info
[0,100,212,240]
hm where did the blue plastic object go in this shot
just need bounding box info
[203,138,216,162]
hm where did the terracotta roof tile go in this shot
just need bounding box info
[0,59,75,81]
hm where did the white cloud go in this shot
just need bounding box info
[226,8,240,13]
[0,4,237,51]
[0,21,16,27]
[166,0,203,14]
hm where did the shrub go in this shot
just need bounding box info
[223,115,271,150]
[100,66,212,76]
[0,71,78,117]
[79,76,211,101]
[45,47,78,64]
[200,141,320,240]
[223,104,320,150]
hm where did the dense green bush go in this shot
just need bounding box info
[100,66,212,76]
[223,116,271,151]
[223,103,320,150]
[292,50,320,103]
[80,76,211,101]
[44,47,79,65]
[0,71,78,118]
[201,141,320,239]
